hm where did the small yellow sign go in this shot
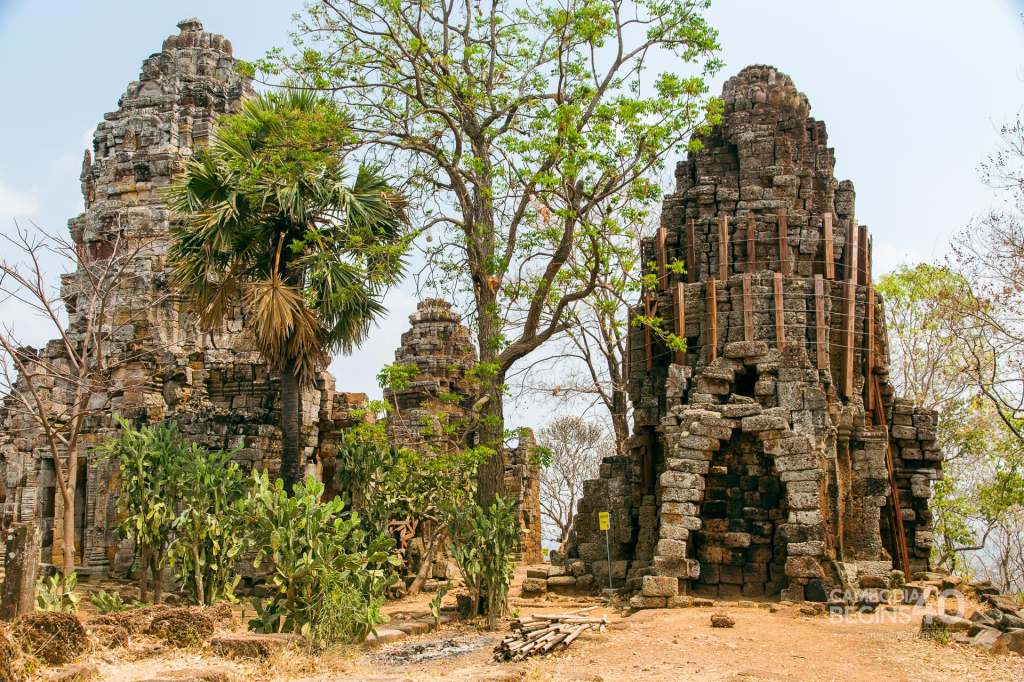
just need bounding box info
[598,511,610,531]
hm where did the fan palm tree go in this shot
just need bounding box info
[165,89,409,491]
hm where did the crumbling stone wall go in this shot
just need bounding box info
[506,429,543,564]
[0,19,367,574]
[559,66,943,601]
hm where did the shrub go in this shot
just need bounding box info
[102,419,251,605]
[244,472,398,645]
[445,495,520,629]
[100,419,180,602]
[166,444,251,606]
[35,572,80,613]
[88,590,138,614]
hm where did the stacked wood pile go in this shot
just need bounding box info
[493,607,607,661]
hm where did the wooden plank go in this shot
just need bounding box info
[773,272,785,351]
[844,279,856,397]
[746,212,756,273]
[823,212,835,279]
[814,275,827,370]
[686,218,696,283]
[742,273,753,342]
[865,287,875,412]
[674,282,686,365]
[867,234,873,286]
[858,225,869,286]
[656,225,668,290]
[707,278,717,361]
[778,210,790,275]
[718,213,729,281]
[847,223,859,283]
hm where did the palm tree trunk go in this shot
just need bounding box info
[280,356,303,492]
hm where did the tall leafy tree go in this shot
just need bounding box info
[257,0,722,502]
[166,89,409,490]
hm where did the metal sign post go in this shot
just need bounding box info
[599,511,612,589]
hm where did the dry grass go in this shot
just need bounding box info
[147,608,214,648]
[13,611,88,665]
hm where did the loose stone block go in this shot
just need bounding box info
[642,575,679,597]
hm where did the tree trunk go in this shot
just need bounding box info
[0,522,41,618]
[475,371,506,506]
[610,387,630,456]
[408,526,443,597]
[139,547,150,603]
[474,280,507,505]
[192,546,205,605]
[151,552,163,604]
[60,483,76,577]
[280,357,303,492]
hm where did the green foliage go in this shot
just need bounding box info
[165,89,411,386]
[35,572,79,613]
[166,445,252,606]
[103,419,252,606]
[244,472,399,645]
[428,584,449,629]
[262,1,722,495]
[376,363,418,395]
[88,590,140,614]
[101,419,182,597]
[445,496,520,630]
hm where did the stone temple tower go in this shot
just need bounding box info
[559,66,943,602]
[0,19,367,574]
[384,299,543,564]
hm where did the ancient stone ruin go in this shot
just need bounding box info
[384,299,543,564]
[0,20,542,575]
[558,66,943,603]
[0,19,369,574]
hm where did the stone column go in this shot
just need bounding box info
[0,521,41,619]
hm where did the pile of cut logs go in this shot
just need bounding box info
[493,607,608,661]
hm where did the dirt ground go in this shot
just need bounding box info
[59,593,1024,682]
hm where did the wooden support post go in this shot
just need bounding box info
[643,296,655,371]
[742,273,753,342]
[844,279,856,398]
[823,212,835,279]
[746,212,756,273]
[686,218,696,283]
[773,273,785,351]
[656,225,668,290]
[707,278,717,361]
[814,275,827,370]
[867,234,873,286]
[858,226,869,286]
[847,222,859,283]
[718,213,729,281]
[865,287,875,412]
[674,282,686,365]
[778,210,790,275]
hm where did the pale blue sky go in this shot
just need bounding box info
[1,1,1022,428]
